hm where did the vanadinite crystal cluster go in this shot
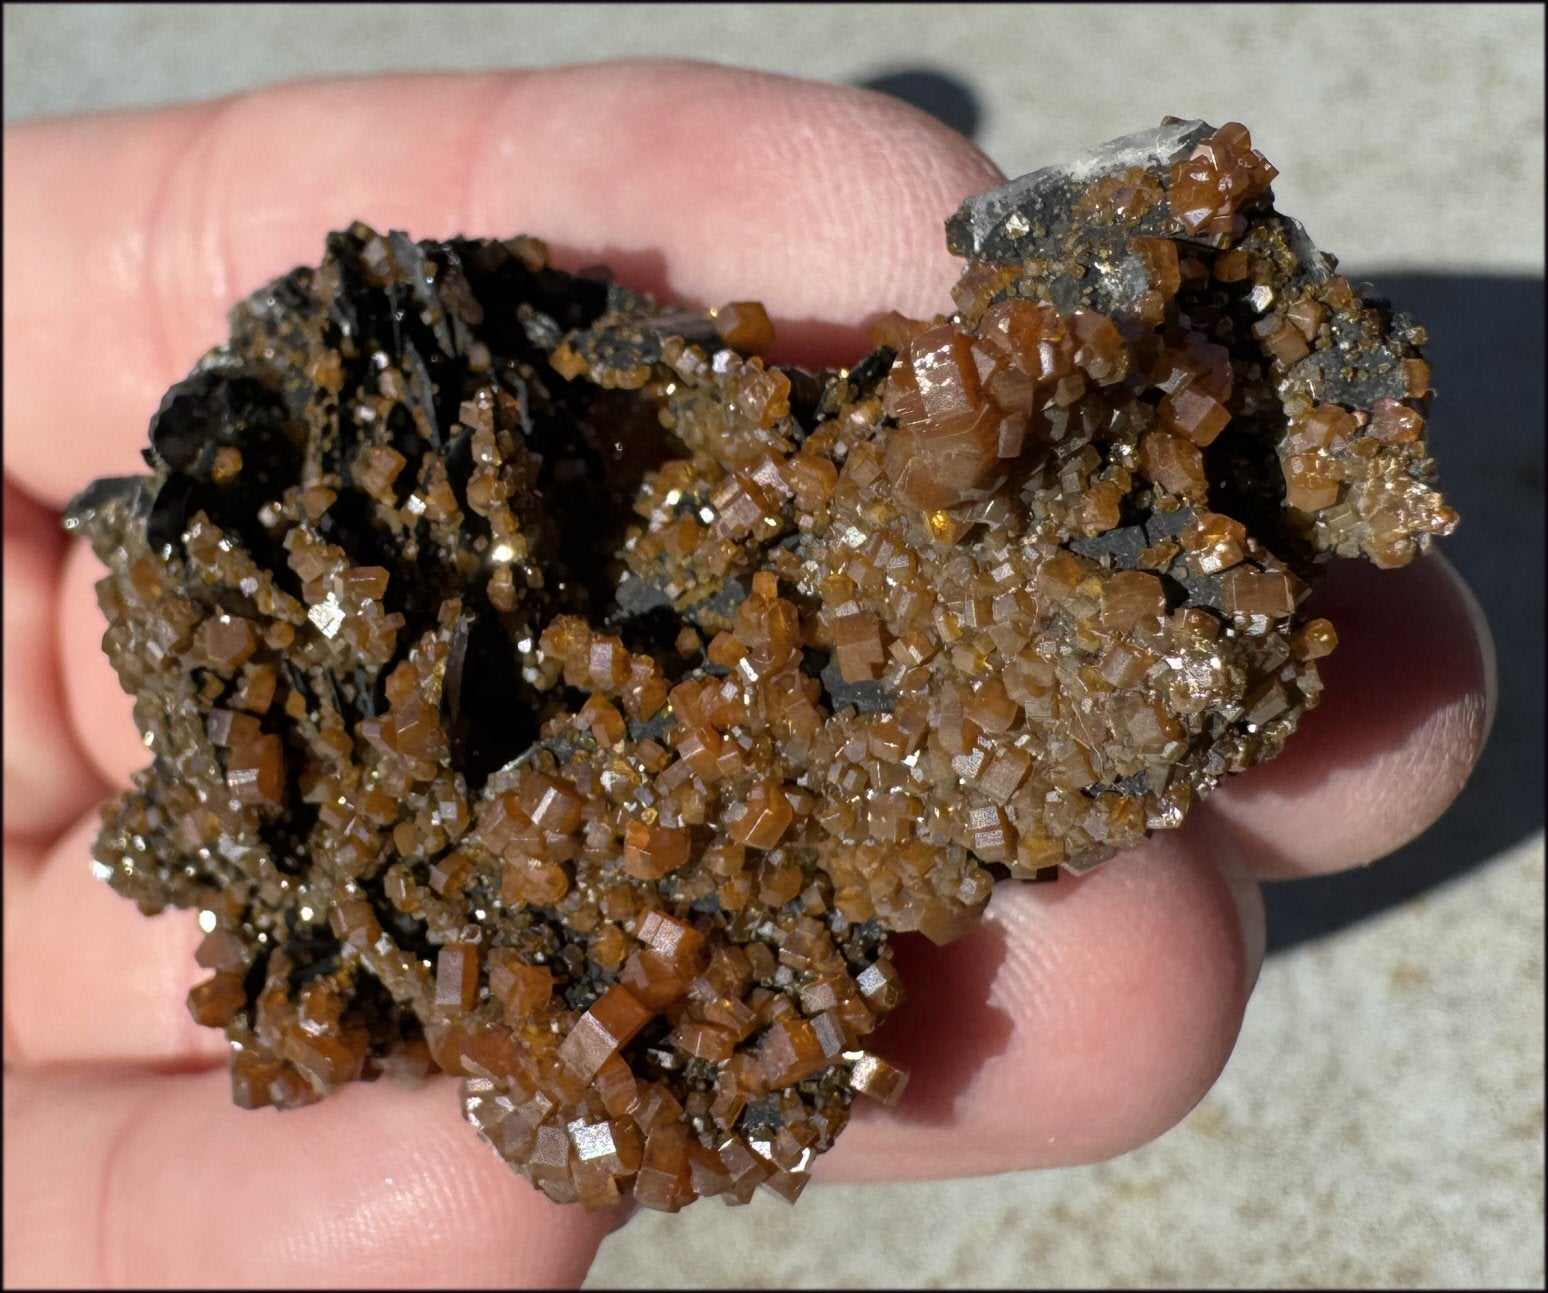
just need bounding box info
[67,119,1455,1209]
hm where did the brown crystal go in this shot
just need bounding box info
[63,118,1455,1213]
[713,301,775,356]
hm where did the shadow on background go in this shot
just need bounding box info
[1263,274,1545,952]
[856,67,983,142]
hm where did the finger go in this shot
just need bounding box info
[1208,551,1495,879]
[825,815,1264,1179]
[3,810,223,1069]
[4,62,1002,506]
[59,538,143,791]
[2,1068,618,1288]
[1,480,109,837]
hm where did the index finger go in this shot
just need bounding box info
[2,61,1002,506]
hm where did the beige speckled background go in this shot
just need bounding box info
[5,4,1542,1286]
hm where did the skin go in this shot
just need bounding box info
[1,61,1495,1288]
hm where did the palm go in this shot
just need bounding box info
[2,62,1493,1287]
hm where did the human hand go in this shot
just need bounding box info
[2,61,1494,1287]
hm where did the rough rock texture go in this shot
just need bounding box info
[65,120,1454,1210]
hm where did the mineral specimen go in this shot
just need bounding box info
[65,119,1455,1210]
